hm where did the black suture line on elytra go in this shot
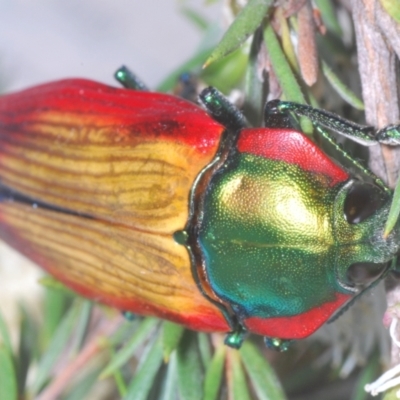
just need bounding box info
[0,183,94,220]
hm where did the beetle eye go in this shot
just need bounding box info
[344,182,386,224]
[346,262,388,286]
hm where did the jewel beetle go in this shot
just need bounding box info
[1,66,400,351]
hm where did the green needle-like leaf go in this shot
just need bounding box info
[160,352,178,400]
[321,61,364,110]
[204,0,273,67]
[111,351,127,399]
[230,349,251,400]
[385,175,400,236]
[380,0,400,24]
[42,286,71,345]
[240,341,286,400]
[244,29,264,126]
[279,11,299,73]
[32,301,81,394]
[203,344,226,400]
[198,333,212,369]
[201,48,247,93]
[100,317,158,378]
[70,301,92,354]
[0,345,18,400]
[162,321,185,362]
[263,24,305,104]
[0,310,13,358]
[124,336,164,400]
[108,319,141,346]
[263,23,312,134]
[39,276,75,294]
[177,331,203,400]
[18,304,38,394]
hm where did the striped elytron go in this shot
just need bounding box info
[1,67,400,350]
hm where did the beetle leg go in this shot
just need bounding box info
[199,87,248,133]
[264,100,400,146]
[114,65,149,91]
[224,324,247,349]
[266,99,400,146]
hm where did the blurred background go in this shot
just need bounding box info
[0,0,220,91]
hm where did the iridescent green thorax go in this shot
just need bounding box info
[200,151,341,318]
[193,127,398,338]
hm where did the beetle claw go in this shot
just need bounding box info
[224,326,247,349]
[264,337,292,352]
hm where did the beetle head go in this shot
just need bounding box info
[332,179,399,293]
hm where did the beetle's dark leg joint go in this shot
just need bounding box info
[199,87,247,133]
[264,99,298,129]
[114,66,149,91]
[224,324,247,349]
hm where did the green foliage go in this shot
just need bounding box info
[0,345,18,400]
[229,349,252,400]
[263,24,305,104]
[240,342,285,400]
[380,0,400,24]
[203,344,226,400]
[32,301,81,394]
[176,331,204,400]
[100,318,158,379]
[321,61,364,110]
[124,336,164,400]
[162,322,185,362]
[0,310,13,355]
[385,176,400,236]
[204,0,273,67]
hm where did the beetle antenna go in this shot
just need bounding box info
[199,87,248,133]
[114,65,149,91]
